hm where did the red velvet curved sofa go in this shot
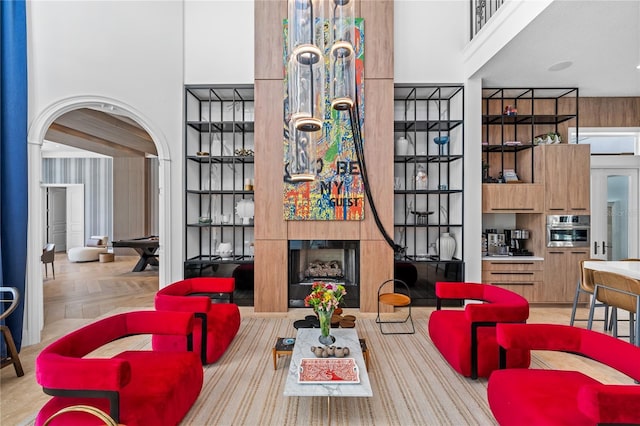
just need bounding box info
[35,310,204,426]
[153,278,241,364]
[489,323,640,426]
[428,282,530,379]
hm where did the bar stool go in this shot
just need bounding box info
[603,259,640,332]
[0,287,24,376]
[375,279,414,334]
[588,270,640,346]
[571,259,609,328]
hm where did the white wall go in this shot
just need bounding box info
[185,1,254,84]
[395,0,467,83]
[28,0,184,284]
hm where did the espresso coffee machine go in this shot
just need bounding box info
[487,232,508,256]
[504,229,532,256]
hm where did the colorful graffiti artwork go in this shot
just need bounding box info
[283,18,365,221]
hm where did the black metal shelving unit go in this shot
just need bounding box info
[184,85,255,294]
[393,84,465,305]
[481,87,579,183]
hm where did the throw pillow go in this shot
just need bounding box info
[86,238,103,247]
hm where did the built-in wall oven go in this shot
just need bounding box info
[546,215,590,248]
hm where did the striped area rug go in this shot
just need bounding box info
[182,316,505,426]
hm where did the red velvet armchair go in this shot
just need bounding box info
[489,323,640,425]
[35,310,203,426]
[153,277,241,364]
[428,282,530,379]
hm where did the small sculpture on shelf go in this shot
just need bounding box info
[503,105,517,116]
[217,242,233,259]
[482,161,499,183]
[235,148,254,157]
[414,164,428,190]
[533,132,561,145]
[235,198,255,224]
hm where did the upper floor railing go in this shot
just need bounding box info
[470,0,505,39]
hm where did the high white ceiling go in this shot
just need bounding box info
[475,0,640,97]
[44,108,156,158]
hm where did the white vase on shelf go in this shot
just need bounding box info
[395,137,409,156]
[436,232,456,261]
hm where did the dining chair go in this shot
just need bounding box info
[588,270,640,346]
[1,287,25,376]
[41,243,56,279]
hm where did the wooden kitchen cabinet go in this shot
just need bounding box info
[482,184,544,213]
[482,260,543,302]
[543,248,590,303]
[544,144,590,213]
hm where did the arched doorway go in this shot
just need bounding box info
[24,96,173,346]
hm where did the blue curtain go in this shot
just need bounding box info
[1,0,28,354]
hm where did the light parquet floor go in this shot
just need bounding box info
[41,253,158,340]
[0,256,634,425]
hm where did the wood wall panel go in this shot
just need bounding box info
[360,0,394,79]
[359,240,393,312]
[254,80,287,240]
[254,240,289,312]
[113,157,146,255]
[254,0,286,80]
[287,220,360,241]
[360,79,394,240]
[578,97,640,127]
[555,97,640,145]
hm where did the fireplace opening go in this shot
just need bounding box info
[288,240,360,308]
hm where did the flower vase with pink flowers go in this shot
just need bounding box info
[304,282,346,345]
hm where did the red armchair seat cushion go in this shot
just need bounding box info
[153,278,241,364]
[429,310,530,377]
[35,351,203,426]
[488,369,599,426]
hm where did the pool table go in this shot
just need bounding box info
[112,236,159,272]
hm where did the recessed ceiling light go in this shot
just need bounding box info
[548,61,573,72]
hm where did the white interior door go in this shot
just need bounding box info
[591,167,639,260]
[66,184,85,249]
[48,187,67,251]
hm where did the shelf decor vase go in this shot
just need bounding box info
[317,308,336,346]
[395,137,409,156]
[433,135,450,156]
[436,232,456,261]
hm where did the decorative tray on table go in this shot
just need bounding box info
[298,358,360,384]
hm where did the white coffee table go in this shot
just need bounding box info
[284,328,372,398]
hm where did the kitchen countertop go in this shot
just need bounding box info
[482,256,544,261]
